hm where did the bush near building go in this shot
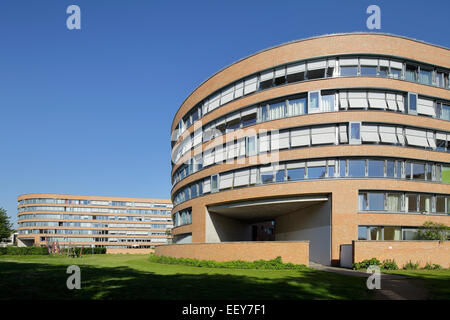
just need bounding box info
[149,254,308,270]
[0,246,48,255]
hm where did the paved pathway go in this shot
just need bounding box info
[309,262,427,300]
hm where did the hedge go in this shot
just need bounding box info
[149,254,308,270]
[0,246,106,256]
[0,246,49,255]
[65,247,106,255]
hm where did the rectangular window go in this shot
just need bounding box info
[274,168,285,182]
[348,160,366,177]
[419,194,432,213]
[259,70,274,90]
[359,193,368,211]
[268,101,286,120]
[436,196,446,213]
[412,163,425,180]
[321,94,335,112]
[286,63,305,83]
[390,68,402,79]
[339,159,347,177]
[274,67,286,86]
[368,227,383,240]
[368,160,384,177]
[402,228,419,240]
[418,68,432,85]
[328,165,335,178]
[384,227,401,240]
[358,226,367,240]
[287,97,306,116]
[379,66,389,77]
[386,160,395,178]
[408,93,417,113]
[405,162,412,179]
[306,68,325,80]
[360,66,378,76]
[340,66,358,76]
[405,65,417,82]
[406,194,418,212]
[426,164,432,181]
[308,166,326,179]
[308,91,320,111]
[368,193,385,211]
[287,162,305,181]
[287,168,305,181]
[349,122,361,144]
[440,104,450,121]
[211,175,219,193]
[246,136,257,157]
[260,166,274,184]
[386,194,402,212]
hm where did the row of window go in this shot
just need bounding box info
[358,226,428,241]
[18,198,172,208]
[18,221,172,228]
[174,54,450,141]
[17,213,172,224]
[31,236,169,244]
[172,157,450,206]
[18,206,172,215]
[19,228,169,235]
[173,208,192,227]
[172,120,450,185]
[359,191,450,214]
[173,89,450,165]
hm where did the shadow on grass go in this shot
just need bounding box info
[0,261,370,300]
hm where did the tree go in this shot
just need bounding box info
[418,221,449,241]
[0,207,14,241]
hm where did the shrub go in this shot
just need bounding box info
[62,247,106,255]
[381,259,399,270]
[148,253,308,270]
[403,260,419,270]
[4,246,48,255]
[0,247,6,255]
[352,258,381,270]
[418,221,449,241]
[423,263,442,270]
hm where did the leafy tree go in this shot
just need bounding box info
[0,207,14,241]
[418,221,449,241]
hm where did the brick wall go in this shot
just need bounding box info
[155,241,309,265]
[353,240,450,268]
[107,248,155,254]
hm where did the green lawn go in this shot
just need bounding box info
[382,269,450,300]
[0,254,372,300]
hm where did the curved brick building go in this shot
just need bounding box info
[168,33,450,266]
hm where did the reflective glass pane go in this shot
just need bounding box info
[287,168,305,181]
[348,160,365,177]
[368,160,384,177]
[358,226,367,240]
[368,193,384,211]
[308,166,326,179]
[340,66,358,76]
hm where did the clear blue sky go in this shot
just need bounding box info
[1,0,449,227]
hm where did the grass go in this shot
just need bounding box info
[0,254,372,300]
[381,269,450,300]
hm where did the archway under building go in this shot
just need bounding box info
[206,195,331,265]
